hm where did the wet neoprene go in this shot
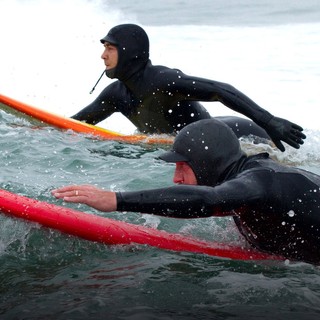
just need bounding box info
[115,119,320,264]
[72,24,273,138]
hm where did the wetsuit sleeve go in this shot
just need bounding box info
[115,172,269,218]
[71,83,120,125]
[161,69,305,150]
[159,70,272,125]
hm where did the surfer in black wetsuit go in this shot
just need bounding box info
[53,118,320,264]
[72,23,306,152]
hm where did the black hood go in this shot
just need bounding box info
[159,119,246,186]
[100,24,150,81]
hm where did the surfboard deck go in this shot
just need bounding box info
[0,189,283,261]
[0,93,174,145]
[0,93,283,261]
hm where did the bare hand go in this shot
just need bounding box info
[51,184,117,212]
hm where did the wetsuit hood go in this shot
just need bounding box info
[100,24,150,81]
[159,119,246,186]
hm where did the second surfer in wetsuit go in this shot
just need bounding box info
[53,118,320,264]
[72,24,305,152]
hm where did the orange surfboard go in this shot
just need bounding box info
[0,93,174,145]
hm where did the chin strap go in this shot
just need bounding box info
[89,70,106,94]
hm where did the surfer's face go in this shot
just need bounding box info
[173,162,197,185]
[101,42,118,70]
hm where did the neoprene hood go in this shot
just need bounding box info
[100,24,150,81]
[159,119,246,186]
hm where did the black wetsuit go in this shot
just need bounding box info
[72,24,293,142]
[117,154,320,264]
[73,60,270,138]
[115,119,320,264]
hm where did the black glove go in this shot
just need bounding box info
[264,116,306,152]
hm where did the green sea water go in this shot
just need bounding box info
[1,110,320,320]
[1,0,320,317]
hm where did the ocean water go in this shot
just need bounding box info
[1,0,320,319]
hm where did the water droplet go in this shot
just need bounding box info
[287,210,295,217]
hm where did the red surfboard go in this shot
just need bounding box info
[0,189,283,261]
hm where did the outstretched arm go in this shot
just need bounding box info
[169,71,306,151]
[210,82,307,151]
[205,81,306,151]
[51,182,255,218]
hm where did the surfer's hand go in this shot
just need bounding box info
[264,116,306,152]
[52,184,117,212]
